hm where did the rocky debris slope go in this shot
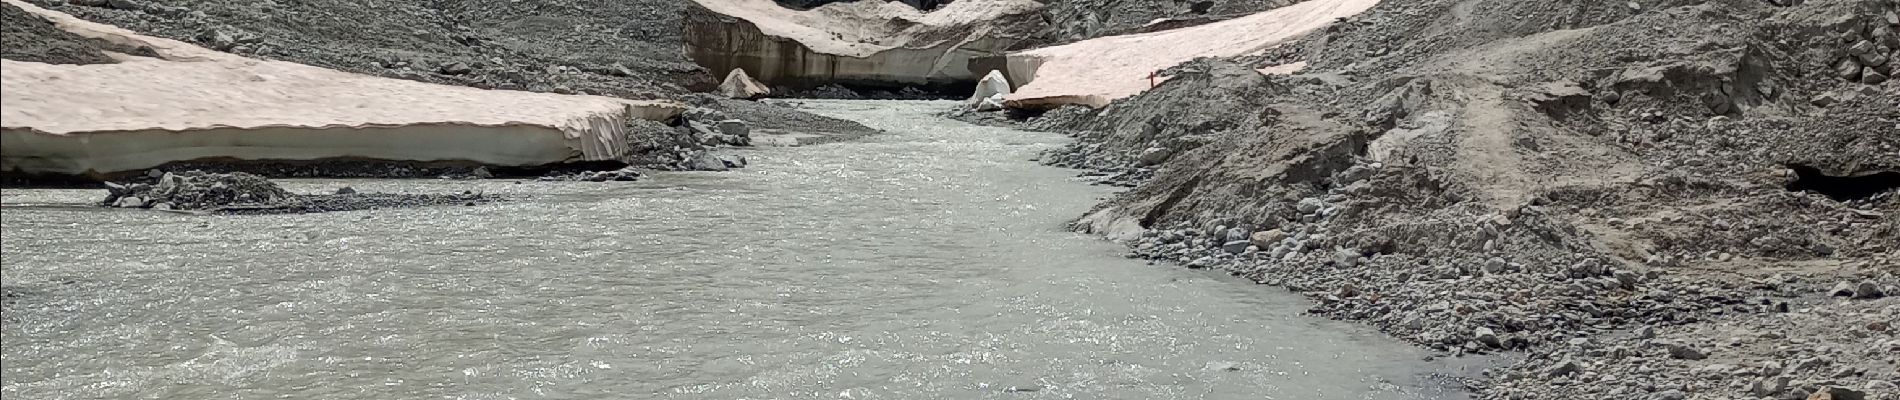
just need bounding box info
[1029,0,1900,398]
[101,171,497,214]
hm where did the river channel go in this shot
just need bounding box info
[1,100,1471,399]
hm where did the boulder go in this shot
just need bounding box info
[1851,281,1883,299]
[1835,59,1862,81]
[1136,147,1172,166]
[967,70,1012,105]
[718,68,771,100]
[686,152,730,171]
[720,155,748,168]
[715,119,750,138]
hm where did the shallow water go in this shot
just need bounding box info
[2,100,1471,399]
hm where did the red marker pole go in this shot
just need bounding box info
[1149,71,1157,88]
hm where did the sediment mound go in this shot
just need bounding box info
[1035,0,1900,398]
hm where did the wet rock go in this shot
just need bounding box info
[686,152,729,171]
[720,155,748,169]
[335,186,357,195]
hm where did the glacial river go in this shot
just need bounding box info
[1,100,1470,399]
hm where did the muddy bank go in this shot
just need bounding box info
[1012,0,1898,398]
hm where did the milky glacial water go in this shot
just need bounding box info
[1,100,1471,399]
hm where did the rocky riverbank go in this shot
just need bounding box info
[1005,0,1899,398]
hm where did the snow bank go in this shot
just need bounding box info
[1003,0,1377,108]
[0,0,683,175]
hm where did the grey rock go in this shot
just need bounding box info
[1482,257,1508,275]
[1859,49,1889,68]
[1136,147,1172,166]
[1221,240,1250,254]
[715,119,750,138]
[1333,248,1361,267]
[470,166,494,179]
[1664,343,1707,360]
[146,169,165,178]
[1546,360,1581,377]
[1649,390,1686,400]
[104,0,141,10]
[1296,197,1324,214]
[720,155,748,169]
[1336,165,1374,185]
[439,62,472,75]
[68,0,108,6]
[686,152,729,171]
[1474,326,1502,348]
[1850,281,1883,299]
[1831,281,1859,297]
[1249,229,1287,249]
[1863,70,1889,85]
[1836,58,1863,81]
[335,186,357,195]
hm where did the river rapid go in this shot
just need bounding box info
[1,100,1472,399]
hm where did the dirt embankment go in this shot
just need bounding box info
[1034,0,1899,398]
